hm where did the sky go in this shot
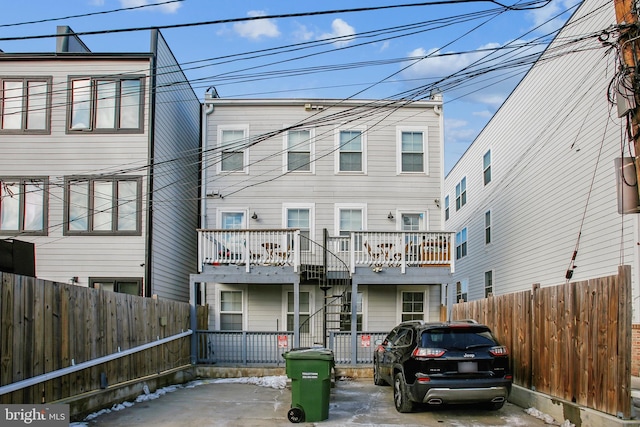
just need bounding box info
[0,0,581,173]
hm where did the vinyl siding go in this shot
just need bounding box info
[1,57,151,286]
[204,100,444,237]
[443,0,639,319]
[148,31,201,301]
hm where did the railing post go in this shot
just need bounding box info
[242,331,248,364]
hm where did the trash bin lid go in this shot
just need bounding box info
[283,348,334,361]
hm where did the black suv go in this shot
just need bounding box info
[373,320,512,412]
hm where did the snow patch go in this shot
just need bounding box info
[525,407,575,426]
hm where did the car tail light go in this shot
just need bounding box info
[489,346,509,356]
[412,347,445,358]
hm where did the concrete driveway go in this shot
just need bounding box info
[76,377,554,426]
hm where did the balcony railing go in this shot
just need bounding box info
[197,229,454,273]
[195,330,388,365]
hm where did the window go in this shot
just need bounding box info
[287,291,310,333]
[483,150,492,185]
[398,129,426,173]
[484,271,493,298]
[68,76,144,132]
[485,210,491,244]
[286,207,311,251]
[444,195,450,220]
[455,227,467,260]
[401,291,424,322]
[91,278,142,296]
[337,129,364,172]
[456,280,468,302]
[219,128,248,172]
[340,292,363,331]
[455,177,466,210]
[286,129,312,172]
[220,290,243,330]
[65,176,141,235]
[1,77,51,133]
[221,211,245,229]
[0,178,47,235]
[401,213,422,232]
[337,206,364,251]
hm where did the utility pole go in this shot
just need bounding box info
[615,0,640,196]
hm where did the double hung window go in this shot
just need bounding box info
[337,129,364,172]
[398,129,426,173]
[286,129,312,172]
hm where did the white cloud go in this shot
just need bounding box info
[528,0,581,35]
[233,10,280,40]
[319,18,355,47]
[292,23,314,42]
[119,0,182,13]
[472,110,493,119]
[379,41,390,52]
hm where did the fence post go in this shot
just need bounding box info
[531,283,539,391]
[190,276,197,365]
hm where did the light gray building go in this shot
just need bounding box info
[192,95,454,352]
[443,0,639,320]
[0,27,200,301]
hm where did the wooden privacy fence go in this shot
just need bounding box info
[0,273,207,405]
[452,265,632,419]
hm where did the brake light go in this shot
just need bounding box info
[489,346,509,356]
[412,347,445,358]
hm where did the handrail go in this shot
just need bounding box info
[0,330,193,396]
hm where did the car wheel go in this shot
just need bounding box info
[393,372,414,413]
[373,361,387,386]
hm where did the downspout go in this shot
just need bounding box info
[201,101,215,230]
[146,31,159,298]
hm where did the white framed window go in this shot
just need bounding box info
[284,128,314,173]
[68,76,144,133]
[284,203,314,252]
[0,177,48,235]
[484,270,493,298]
[335,127,367,173]
[455,177,467,210]
[444,195,450,221]
[219,210,246,229]
[1,77,51,133]
[335,203,366,252]
[219,289,245,330]
[485,210,492,245]
[396,127,427,174]
[64,176,141,235]
[483,149,492,185]
[456,279,468,302]
[399,211,425,232]
[455,227,467,260]
[217,125,250,173]
[398,289,427,322]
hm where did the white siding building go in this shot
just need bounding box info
[0,27,200,301]
[443,0,640,321]
[192,96,454,352]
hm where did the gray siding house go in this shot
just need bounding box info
[191,95,454,358]
[0,27,200,301]
[443,0,639,320]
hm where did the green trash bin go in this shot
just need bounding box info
[283,348,334,423]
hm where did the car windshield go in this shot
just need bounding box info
[420,327,497,350]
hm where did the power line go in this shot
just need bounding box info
[0,0,552,42]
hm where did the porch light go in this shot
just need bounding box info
[251,212,258,220]
[387,212,394,220]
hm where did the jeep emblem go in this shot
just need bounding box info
[463,353,475,358]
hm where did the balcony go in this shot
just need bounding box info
[197,229,454,273]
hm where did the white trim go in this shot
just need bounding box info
[216,124,250,175]
[334,125,368,175]
[396,210,429,232]
[282,126,315,175]
[217,208,248,229]
[396,126,429,176]
[396,287,429,324]
[217,285,248,330]
[282,203,316,253]
[334,203,368,236]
